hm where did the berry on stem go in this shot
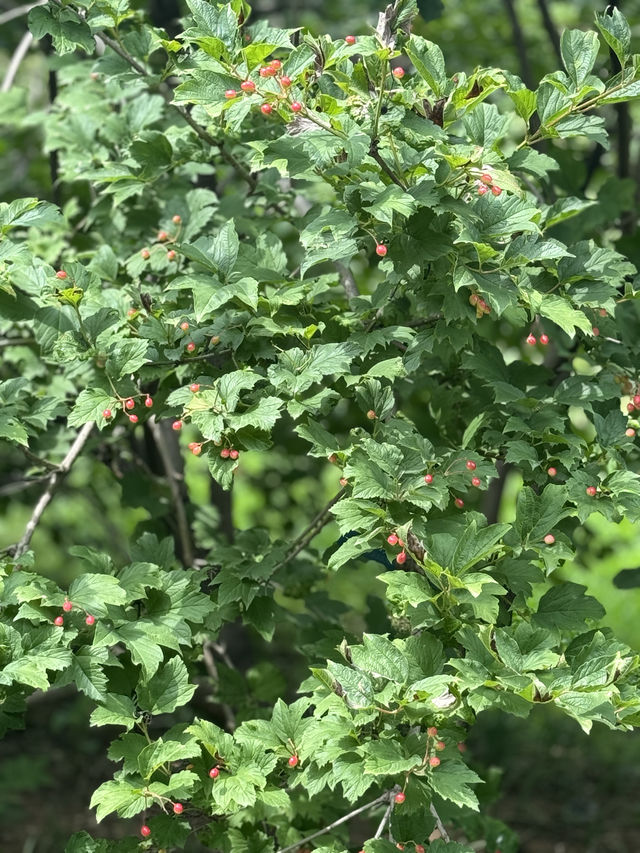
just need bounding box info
[491,185,502,196]
[429,756,441,768]
[209,767,220,779]
[424,473,433,484]
[471,476,481,487]
[102,409,112,419]
[392,67,405,78]
[173,802,184,815]
[172,420,183,431]
[62,600,73,612]
[172,214,181,224]
[526,334,537,345]
[540,333,549,345]
[241,80,256,92]
[144,396,153,408]
[288,755,299,767]
[221,448,230,458]
[457,742,467,753]
[191,443,203,456]
[261,103,273,115]
[85,614,95,626]
[480,173,493,185]
[592,327,600,336]
[210,335,220,345]
[435,740,446,751]
[141,248,150,259]
[229,449,239,460]
[269,59,282,70]
[225,89,237,99]
[339,477,348,487]
[387,533,399,546]
[128,414,139,424]
[375,243,387,257]
[626,428,636,437]
[394,792,405,804]
[586,486,597,497]
[454,498,464,508]
[627,402,635,413]
[140,825,151,838]
[55,270,67,280]
[345,35,356,44]
[477,185,488,196]
[396,551,407,565]
[548,467,557,477]
[291,101,303,112]
[415,846,425,853]
[190,383,200,393]
[634,395,640,407]
[157,230,168,242]
[465,460,476,470]
[427,727,438,737]
[167,249,176,261]
[186,342,196,352]
[180,321,189,331]
[280,76,292,87]
[544,534,555,545]
[125,398,135,410]
[366,409,376,420]
[54,615,64,627]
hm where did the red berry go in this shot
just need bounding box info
[471,476,481,487]
[173,802,184,815]
[435,740,446,751]
[144,396,153,408]
[339,477,348,487]
[633,395,640,407]
[627,402,636,413]
[141,248,150,259]
[172,420,183,431]
[626,428,636,438]
[429,756,440,768]
[454,498,464,508]
[85,614,95,626]
[291,101,302,112]
[586,486,597,497]
[328,453,338,464]
[167,250,176,261]
[102,409,112,419]
[544,534,555,545]
[458,742,467,753]
[396,845,404,851]
[128,414,139,424]
[387,534,399,546]
[592,327,600,336]
[288,755,298,767]
[280,76,292,87]
[270,59,282,70]
[478,299,490,313]
[55,270,67,280]
[54,615,64,626]
[62,600,72,612]
[241,80,256,92]
[180,321,189,331]
[172,214,181,224]
[424,474,433,484]
[261,103,273,115]
[366,409,376,420]
[396,551,407,565]
[392,67,405,78]
[540,333,549,345]
[345,35,356,45]
[221,448,231,458]
[375,243,387,257]
[225,89,237,99]
[491,185,502,196]
[394,792,405,804]
[477,185,488,196]
[427,726,438,737]
[209,767,220,779]
[548,467,557,477]
[465,460,476,470]
[186,342,196,352]
[191,443,202,456]
[480,172,493,185]
[416,847,425,853]
[127,308,137,318]
[229,449,239,460]
[190,383,200,393]
[140,825,151,838]
[598,308,607,317]
[526,334,537,345]
[157,230,168,242]
[125,398,135,410]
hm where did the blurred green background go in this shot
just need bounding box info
[1,0,640,850]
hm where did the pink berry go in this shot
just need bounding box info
[125,398,135,410]
[229,449,239,460]
[435,740,446,751]
[186,342,196,352]
[221,448,230,458]
[241,80,256,92]
[465,460,476,471]
[454,498,464,508]
[416,847,425,853]
[366,409,376,420]
[225,89,237,99]
[102,409,112,419]
[526,334,537,345]
[128,414,139,424]
[190,383,200,393]
[291,101,303,112]
[270,59,282,70]
[598,308,607,317]
[458,742,467,753]
[491,185,502,196]
[387,534,399,546]
[424,474,433,484]
[288,755,298,767]
[173,802,184,815]
[626,428,636,438]
[339,477,348,487]
[586,486,597,497]
[477,185,488,196]
[172,420,183,431]
[144,396,153,408]
[469,293,479,305]
[592,327,600,336]
[544,534,555,545]
[280,76,292,87]
[548,467,557,477]
[328,453,338,464]
[392,67,405,78]
[209,767,220,779]
[157,230,168,242]
[140,825,151,838]
[85,614,95,626]
[141,248,150,259]
[429,756,440,767]
[167,250,176,261]
[396,551,407,565]
[62,600,72,612]
[54,616,64,627]
[633,395,640,407]
[261,103,273,115]
[180,321,189,331]
[627,402,635,413]
[191,443,202,456]
[427,726,438,737]
[480,173,493,185]
[375,243,387,257]
[540,334,549,345]
[394,792,405,804]
[471,476,481,487]
[172,214,181,224]
[55,270,67,280]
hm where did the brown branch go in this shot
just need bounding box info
[12,422,94,558]
[202,641,236,732]
[147,416,194,567]
[501,0,535,89]
[335,262,359,303]
[535,0,563,66]
[280,488,345,567]
[369,146,407,189]
[1,30,34,93]
[429,803,450,843]
[374,792,395,839]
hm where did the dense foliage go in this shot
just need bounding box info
[1,1,640,850]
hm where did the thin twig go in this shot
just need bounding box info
[276,792,390,853]
[374,794,394,839]
[280,489,345,567]
[0,0,45,26]
[429,803,450,843]
[1,31,34,93]
[535,0,563,66]
[369,147,407,189]
[147,416,194,567]
[202,641,236,732]
[12,422,94,558]
[501,0,535,89]
[335,262,359,303]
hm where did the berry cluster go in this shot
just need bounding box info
[475,171,502,197]
[52,599,95,627]
[140,215,182,262]
[469,292,491,318]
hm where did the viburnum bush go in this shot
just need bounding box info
[1,1,640,850]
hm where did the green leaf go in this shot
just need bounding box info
[106,340,149,379]
[560,29,600,89]
[136,657,197,715]
[406,35,446,96]
[90,695,137,731]
[351,634,409,683]
[428,760,483,810]
[514,485,569,546]
[595,8,631,67]
[68,574,126,618]
[363,739,422,775]
[68,389,116,428]
[29,6,94,55]
[533,583,605,632]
